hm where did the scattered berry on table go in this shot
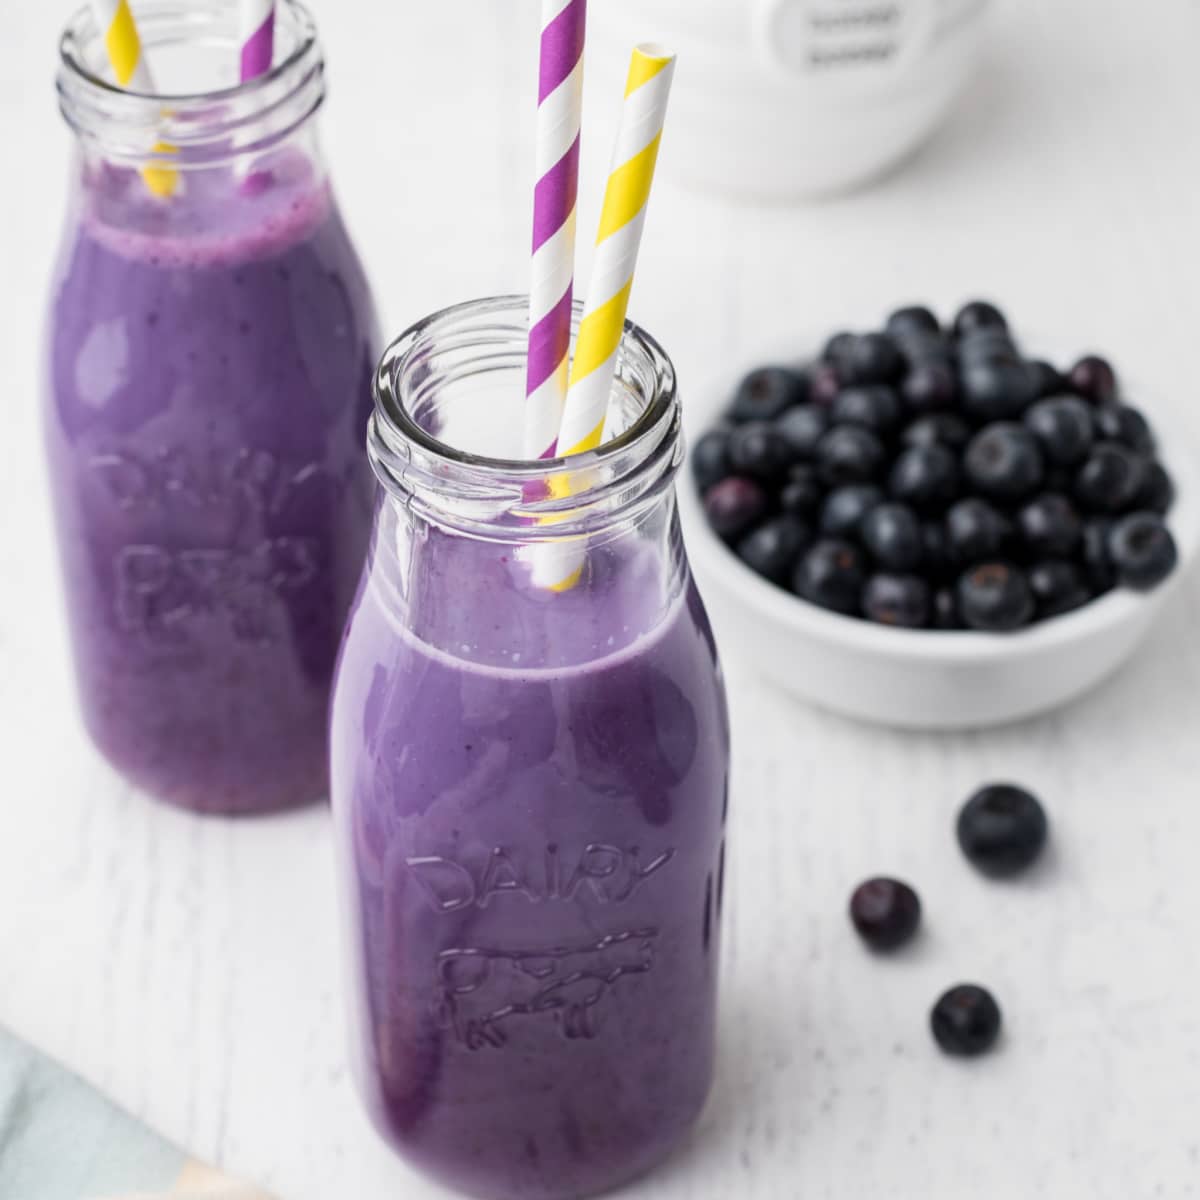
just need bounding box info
[849,877,922,950]
[931,984,1002,1056]
[957,783,1048,877]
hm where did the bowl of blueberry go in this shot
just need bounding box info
[682,300,1199,729]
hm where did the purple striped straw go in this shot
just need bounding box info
[239,0,275,82]
[524,0,587,460]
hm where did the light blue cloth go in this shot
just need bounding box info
[0,1025,185,1200]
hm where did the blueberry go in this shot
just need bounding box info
[1094,404,1155,453]
[902,412,972,452]
[816,425,886,486]
[964,423,1045,504]
[957,782,1048,877]
[895,330,954,370]
[1068,354,1118,404]
[952,300,1008,339]
[775,404,830,460]
[885,305,940,339]
[846,332,903,385]
[831,385,903,437]
[932,586,962,629]
[1107,512,1178,590]
[780,463,823,516]
[862,503,923,571]
[945,497,1013,565]
[1023,395,1095,466]
[1135,461,1175,515]
[901,361,957,413]
[728,421,792,481]
[863,573,930,627]
[822,331,856,365]
[703,476,770,543]
[1082,518,1117,593]
[1028,559,1091,618]
[737,515,812,585]
[728,366,806,423]
[931,985,1002,1056]
[922,521,955,580]
[819,484,884,539]
[691,429,731,492]
[956,328,1019,367]
[793,539,867,615]
[960,359,1038,423]
[1073,443,1146,513]
[1029,359,1067,397]
[889,443,960,512]
[849,877,921,950]
[1017,493,1082,558]
[808,362,843,407]
[957,562,1035,631]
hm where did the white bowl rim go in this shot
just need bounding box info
[683,384,1200,665]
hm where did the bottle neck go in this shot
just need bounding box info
[57,0,325,176]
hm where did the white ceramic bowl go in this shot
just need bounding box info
[680,401,1200,731]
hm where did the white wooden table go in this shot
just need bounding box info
[5,2,1200,1197]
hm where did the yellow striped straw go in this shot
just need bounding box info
[90,0,178,198]
[554,44,676,458]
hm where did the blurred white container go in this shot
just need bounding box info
[591,0,991,199]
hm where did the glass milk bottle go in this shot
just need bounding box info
[44,0,379,813]
[331,298,730,1199]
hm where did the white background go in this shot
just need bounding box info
[4,2,1200,1198]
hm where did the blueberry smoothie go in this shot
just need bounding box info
[44,152,378,813]
[331,524,729,1199]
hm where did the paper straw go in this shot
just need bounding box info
[524,0,587,460]
[89,0,177,198]
[554,44,676,458]
[239,0,276,81]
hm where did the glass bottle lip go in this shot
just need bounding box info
[57,0,324,162]
[370,295,683,537]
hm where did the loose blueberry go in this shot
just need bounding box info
[703,476,770,543]
[691,429,732,492]
[1073,443,1146,513]
[846,332,903,385]
[901,361,957,413]
[729,421,792,481]
[819,484,884,539]
[774,403,830,460]
[1023,395,1095,466]
[793,539,867,615]
[808,362,843,407]
[816,425,887,486]
[728,367,806,423]
[957,562,1035,631]
[885,305,940,339]
[957,783,1048,877]
[1017,493,1082,559]
[960,359,1038,424]
[849,877,922,950]
[1082,518,1117,593]
[1135,461,1175,515]
[902,412,972,452]
[832,385,903,437]
[863,573,930,627]
[1027,559,1091,618]
[1094,404,1155,453]
[932,586,962,629]
[1107,512,1178,590]
[1029,359,1067,397]
[964,423,1045,504]
[931,985,1002,1056]
[780,463,823,516]
[952,300,1008,339]
[737,515,812,585]
[862,503,924,571]
[945,497,1013,565]
[1068,354,1118,404]
[889,443,960,512]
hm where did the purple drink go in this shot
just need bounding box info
[45,4,378,813]
[331,300,730,1198]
